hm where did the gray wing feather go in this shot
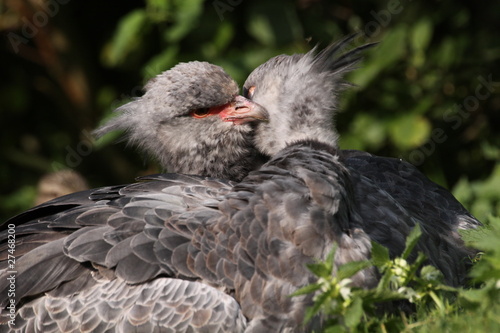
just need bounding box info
[5,278,246,333]
[0,174,235,327]
[343,149,480,286]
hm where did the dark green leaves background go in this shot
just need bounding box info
[1,0,499,221]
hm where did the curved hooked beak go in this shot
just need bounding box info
[219,95,269,125]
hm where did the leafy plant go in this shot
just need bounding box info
[293,225,454,331]
[295,220,500,332]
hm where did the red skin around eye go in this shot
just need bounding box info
[190,96,268,125]
[190,104,230,118]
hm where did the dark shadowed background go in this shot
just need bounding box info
[1,0,499,222]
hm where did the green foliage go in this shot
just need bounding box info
[0,186,37,215]
[453,164,500,221]
[410,215,500,332]
[388,113,431,150]
[466,216,500,282]
[291,245,377,331]
[102,0,205,74]
[292,225,453,331]
[410,18,433,67]
[348,26,408,88]
[102,9,151,67]
[297,219,500,332]
[162,0,205,43]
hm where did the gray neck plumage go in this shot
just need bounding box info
[253,97,339,156]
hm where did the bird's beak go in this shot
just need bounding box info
[219,95,269,125]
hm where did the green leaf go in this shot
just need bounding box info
[246,1,303,46]
[202,22,234,58]
[469,263,500,282]
[411,18,433,53]
[290,283,322,297]
[324,325,347,333]
[307,262,331,278]
[401,224,422,260]
[349,113,387,149]
[467,215,500,282]
[247,14,275,46]
[326,246,337,264]
[371,241,390,268]
[164,0,204,42]
[434,37,457,68]
[1,185,36,212]
[471,200,494,224]
[411,96,435,115]
[103,9,149,67]
[470,164,500,201]
[452,177,473,205]
[349,27,407,87]
[410,19,433,67]
[453,165,500,221]
[344,297,363,329]
[389,113,431,150]
[337,260,372,281]
[376,267,394,291]
[304,289,331,323]
[143,45,180,78]
[146,0,173,22]
[459,285,490,304]
[373,289,408,303]
[481,141,500,160]
[420,265,441,281]
[306,246,336,278]
[306,249,335,278]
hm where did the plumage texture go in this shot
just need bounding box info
[15,278,246,333]
[0,153,375,332]
[0,175,249,332]
[341,150,480,285]
[243,34,481,286]
[246,35,372,156]
[94,61,266,182]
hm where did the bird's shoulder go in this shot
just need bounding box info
[342,149,481,230]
